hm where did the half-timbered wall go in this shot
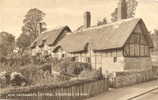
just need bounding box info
[123,24,152,70]
[71,24,152,72]
[123,24,150,57]
[41,23,152,73]
[71,49,125,73]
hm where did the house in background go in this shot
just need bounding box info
[30,25,71,58]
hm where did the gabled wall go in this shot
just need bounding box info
[31,28,71,56]
[123,23,152,71]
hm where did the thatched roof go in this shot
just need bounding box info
[30,26,71,48]
[57,18,153,53]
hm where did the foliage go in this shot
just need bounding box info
[151,29,158,51]
[126,0,138,18]
[97,17,107,26]
[10,72,28,86]
[0,32,15,57]
[17,8,47,54]
[31,53,59,65]
[111,8,118,22]
[0,53,32,73]
[18,64,41,85]
[22,8,46,39]
[154,29,158,36]
[0,54,95,88]
[16,33,32,55]
[78,69,103,80]
[18,64,68,85]
[111,0,138,22]
[53,59,92,76]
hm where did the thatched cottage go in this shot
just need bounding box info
[53,0,153,73]
[54,17,153,72]
[31,0,153,73]
[30,26,71,57]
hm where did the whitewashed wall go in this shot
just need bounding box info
[124,57,152,70]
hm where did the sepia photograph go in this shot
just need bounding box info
[0,0,158,100]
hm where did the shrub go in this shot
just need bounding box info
[0,71,7,88]
[18,64,69,86]
[78,69,103,80]
[10,72,28,86]
[39,63,52,73]
[18,64,41,85]
[0,53,32,72]
[53,59,92,76]
[31,54,59,65]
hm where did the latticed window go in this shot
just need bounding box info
[113,57,117,63]
[86,57,91,63]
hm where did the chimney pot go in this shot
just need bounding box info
[117,0,127,20]
[84,11,91,28]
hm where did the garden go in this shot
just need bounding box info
[0,52,103,89]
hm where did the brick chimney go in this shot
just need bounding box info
[84,11,91,28]
[37,23,42,35]
[117,0,127,20]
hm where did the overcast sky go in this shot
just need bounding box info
[0,0,158,37]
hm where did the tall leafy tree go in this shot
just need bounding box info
[126,0,138,18]
[151,29,158,51]
[111,8,118,22]
[16,33,33,55]
[0,32,15,56]
[22,8,46,41]
[17,8,46,54]
[111,0,138,22]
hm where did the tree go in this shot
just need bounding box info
[111,0,138,22]
[154,29,158,36]
[16,33,33,55]
[111,8,118,22]
[22,8,46,41]
[151,29,158,51]
[126,0,138,18]
[0,32,15,57]
[97,17,108,26]
[17,8,47,54]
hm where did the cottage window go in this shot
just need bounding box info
[62,54,65,58]
[72,56,76,61]
[73,56,79,62]
[113,57,117,63]
[86,57,91,63]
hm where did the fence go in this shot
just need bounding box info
[0,78,108,100]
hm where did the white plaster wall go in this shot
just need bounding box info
[97,57,125,73]
[124,57,152,71]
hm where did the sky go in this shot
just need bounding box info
[0,0,158,37]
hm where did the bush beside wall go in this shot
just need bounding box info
[110,69,155,88]
[152,66,158,77]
